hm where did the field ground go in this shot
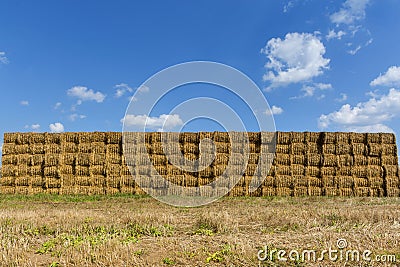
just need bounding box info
[0,194,399,267]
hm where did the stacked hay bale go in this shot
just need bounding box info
[1,132,399,197]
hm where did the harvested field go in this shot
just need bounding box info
[0,194,398,266]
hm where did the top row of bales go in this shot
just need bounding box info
[276,132,396,145]
[3,132,123,145]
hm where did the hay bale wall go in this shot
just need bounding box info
[1,132,399,197]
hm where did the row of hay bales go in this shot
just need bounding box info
[0,132,399,197]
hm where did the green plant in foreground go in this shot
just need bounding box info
[36,239,57,254]
[206,244,232,263]
[162,257,175,265]
[49,262,60,267]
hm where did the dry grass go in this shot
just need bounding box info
[0,194,399,266]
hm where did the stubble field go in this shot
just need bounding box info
[0,194,399,267]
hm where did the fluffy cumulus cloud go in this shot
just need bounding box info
[326,29,346,40]
[265,105,284,116]
[122,114,183,130]
[319,88,400,132]
[49,122,65,133]
[330,0,370,25]
[20,100,29,106]
[370,66,400,87]
[261,32,330,89]
[0,51,8,64]
[67,86,106,103]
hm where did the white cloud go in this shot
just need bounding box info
[319,88,400,132]
[348,45,361,55]
[335,93,348,102]
[24,124,41,131]
[261,32,330,89]
[0,51,8,64]
[49,122,65,133]
[326,29,346,40]
[121,114,183,130]
[345,124,394,133]
[137,85,150,93]
[20,100,29,106]
[67,86,106,103]
[291,83,332,99]
[265,105,284,116]
[69,113,87,121]
[370,66,400,87]
[54,102,62,109]
[330,0,370,25]
[114,83,133,98]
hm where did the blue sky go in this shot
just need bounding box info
[1,0,400,146]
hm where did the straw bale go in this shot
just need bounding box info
[275,187,292,196]
[30,175,45,187]
[151,154,167,166]
[31,144,45,154]
[14,176,29,187]
[29,165,43,176]
[184,173,198,187]
[2,155,18,165]
[261,186,275,196]
[323,132,337,144]
[293,175,306,187]
[273,153,289,166]
[248,153,259,164]
[76,153,91,166]
[276,144,290,154]
[14,144,30,154]
[290,154,305,165]
[0,186,16,194]
[229,186,245,197]
[305,166,320,177]
[321,167,336,176]
[305,132,320,143]
[367,156,381,166]
[165,175,184,186]
[63,154,75,165]
[77,132,93,144]
[261,175,274,187]
[368,144,382,157]
[197,177,211,186]
[337,155,353,166]
[45,133,63,144]
[136,165,153,176]
[274,175,295,188]
[91,153,105,165]
[75,166,90,176]
[4,133,19,144]
[1,166,15,177]
[90,165,105,176]
[64,132,80,144]
[367,133,381,143]
[107,152,122,165]
[230,142,244,153]
[245,164,258,176]
[215,142,230,154]
[291,143,305,155]
[106,144,121,155]
[322,144,336,154]
[386,188,400,197]
[90,142,106,154]
[322,176,335,187]
[107,175,122,189]
[336,143,352,155]
[354,177,369,187]
[183,143,200,155]
[44,166,59,178]
[199,132,214,140]
[381,133,395,144]
[15,165,29,177]
[354,187,370,197]
[275,165,291,176]
[92,132,106,142]
[0,176,15,186]
[248,132,261,144]
[382,144,397,156]
[199,166,214,177]
[350,133,366,143]
[261,132,276,144]
[370,188,384,197]
[121,165,131,176]
[351,143,366,155]
[150,142,166,155]
[381,156,397,165]
[61,175,76,187]
[153,165,167,176]
[305,143,318,154]
[353,155,367,166]
[184,153,198,161]
[368,165,383,178]
[106,164,122,176]
[214,165,227,177]
[59,165,74,175]
[369,177,384,188]
[15,186,31,194]
[290,132,304,143]
[260,144,276,154]
[306,153,321,166]
[106,132,122,144]
[167,165,183,176]
[212,132,229,143]
[199,185,214,197]
[293,186,308,196]
[309,187,322,196]
[383,165,398,177]
[291,164,305,176]
[44,154,61,167]
[339,188,354,197]
[121,175,135,187]
[336,176,354,188]
[386,176,400,188]
[277,132,291,144]
[213,153,228,165]
[324,187,339,196]
[307,177,322,187]
[227,164,246,176]
[336,132,350,143]
[76,143,91,154]
[337,166,352,176]
[323,154,338,167]
[353,166,368,178]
